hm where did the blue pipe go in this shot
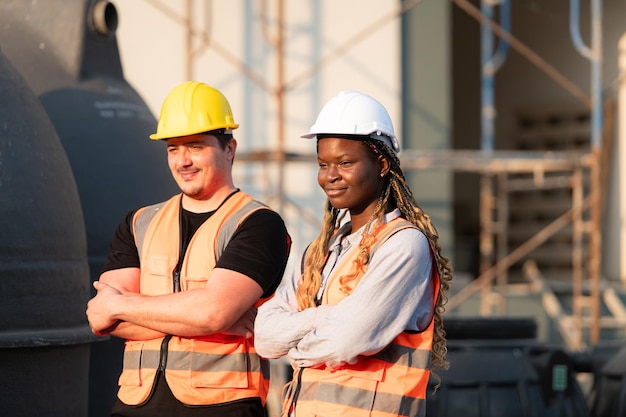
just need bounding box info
[569,0,603,150]
[491,0,511,72]
[481,0,511,151]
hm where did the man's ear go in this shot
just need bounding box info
[227,138,238,159]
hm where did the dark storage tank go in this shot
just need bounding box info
[0,1,178,416]
[0,50,92,417]
[588,342,626,417]
[427,317,590,417]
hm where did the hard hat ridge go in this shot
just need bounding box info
[301,90,400,154]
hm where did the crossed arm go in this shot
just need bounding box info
[86,267,263,340]
[254,229,434,368]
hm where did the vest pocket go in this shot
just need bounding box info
[143,255,176,295]
[307,366,384,417]
[184,276,208,290]
[119,340,145,386]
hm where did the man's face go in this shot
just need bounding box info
[166,133,235,201]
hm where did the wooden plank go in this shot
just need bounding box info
[524,260,586,350]
[603,288,626,321]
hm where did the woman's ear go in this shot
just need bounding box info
[378,155,390,177]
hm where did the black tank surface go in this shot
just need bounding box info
[0,50,92,417]
[427,317,591,417]
[0,2,178,416]
[588,342,626,417]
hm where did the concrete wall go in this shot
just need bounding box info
[402,0,454,261]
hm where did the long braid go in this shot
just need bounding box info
[296,201,341,310]
[365,139,453,379]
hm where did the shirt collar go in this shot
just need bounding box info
[328,208,402,249]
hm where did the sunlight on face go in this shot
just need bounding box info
[317,137,386,226]
[166,134,233,201]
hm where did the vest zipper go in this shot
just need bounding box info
[174,195,184,294]
[173,270,181,293]
[158,335,172,371]
[157,201,183,374]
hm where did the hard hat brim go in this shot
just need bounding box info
[149,124,239,140]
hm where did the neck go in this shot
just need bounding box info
[348,217,367,234]
[181,186,238,213]
[349,206,377,233]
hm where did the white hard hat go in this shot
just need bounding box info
[301,90,401,154]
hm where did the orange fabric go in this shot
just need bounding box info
[117,192,270,406]
[289,217,439,417]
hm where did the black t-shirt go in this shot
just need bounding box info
[103,193,291,417]
[102,195,291,298]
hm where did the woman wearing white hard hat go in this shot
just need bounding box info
[255,90,453,417]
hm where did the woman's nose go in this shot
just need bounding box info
[326,165,339,179]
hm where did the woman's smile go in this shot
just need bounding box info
[324,187,347,198]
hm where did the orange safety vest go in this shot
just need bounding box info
[117,192,272,406]
[287,217,440,417]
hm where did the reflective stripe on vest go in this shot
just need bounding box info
[117,192,271,406]
[291,218,439,417]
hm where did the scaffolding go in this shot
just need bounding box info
[442,0,619,352]
[149,0,625,351]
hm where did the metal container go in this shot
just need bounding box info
[427,317,590,417]
[0,51,92,417]
[0,1,178,415]
[588,342,626,417]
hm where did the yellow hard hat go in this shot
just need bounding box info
[150,81,239,140]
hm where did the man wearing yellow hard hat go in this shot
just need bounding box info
[87,81,291,417]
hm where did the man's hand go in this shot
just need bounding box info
[87,281,122,336]
[222,307,257,339]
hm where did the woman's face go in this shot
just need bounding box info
[317,137,388,226]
